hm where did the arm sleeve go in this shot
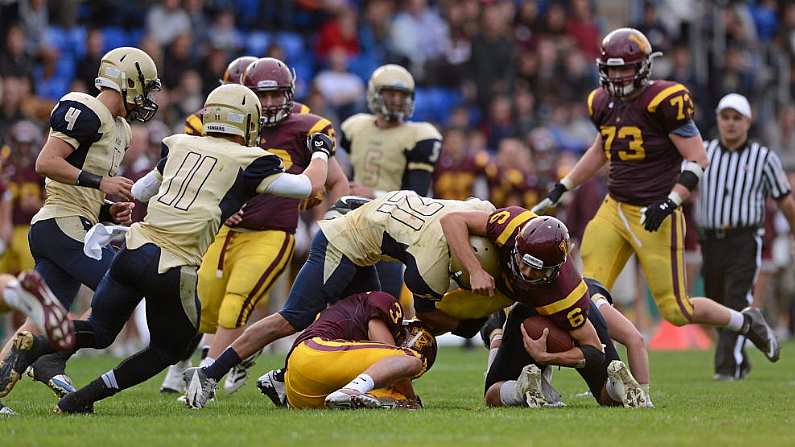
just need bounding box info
[259,173,313,199]
[401,137,441,195]
[242,154,284,194]
[763,150,792,200]
[49,100,102,149]
[132,169,163,202]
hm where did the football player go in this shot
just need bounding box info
[184,190,494,408]
[0,47,160,399]
[161,57,348,396]
[342,64,442,298]
[0,83,332,413]
[439,206,650,407]
[257,291,432,410]
[533,28,780,363]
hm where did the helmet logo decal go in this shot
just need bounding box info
[628,33,650,53]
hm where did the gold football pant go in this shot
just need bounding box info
[580,196,694,326]
[285,337,419,409]
[198,226,294,333]
[0,225,34,274]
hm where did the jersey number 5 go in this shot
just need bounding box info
[600,126,645,161]
[157,151,218,211]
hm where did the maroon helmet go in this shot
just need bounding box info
[400,320,437,374]
[220,56,257,85]
[241,57,296,126]
[510,216,570,286]
[596,28,661,98]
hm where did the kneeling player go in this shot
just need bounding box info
[277,291,433,409]
[484,293,645,408]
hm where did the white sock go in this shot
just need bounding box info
[486,347,499,375]
[343,373,374,394]
[499,380,524,406]
[2,280,21,310]
[606,377,625,403]
[726,309,745,332]
[101,370,120,390]
[200,357,215,369]
[640,383,652,405]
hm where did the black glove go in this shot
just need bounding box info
[641,198,678,232]
[531,182,568,214]
[307,132,335,157]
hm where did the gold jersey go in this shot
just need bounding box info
[341,114,442,192]
[318,190,495,294]
[126,134,284,272]
[32,92,131,225]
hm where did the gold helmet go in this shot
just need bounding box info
[202,84,263,147]
[95,47,161,122]
[449,236,500,290]
[367,64,414,122]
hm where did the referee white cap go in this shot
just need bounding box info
[716,93,752,119]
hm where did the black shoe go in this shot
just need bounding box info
[28,351,76,397]
[0,332,48,398]
[742,307,780,362]
[479,310,507,348]
[55,392,95,414]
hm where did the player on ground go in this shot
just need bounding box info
[439,206,650,406]
[533,28,780,363]
[0,83,332,413]
[184,190,494,408]
[343,64,442,298]
[0,47,159,399]
[261,291,433,409]
[161,57,348,396]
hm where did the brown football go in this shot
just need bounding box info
[522,316,574,353]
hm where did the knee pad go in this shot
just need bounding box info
[659,297,692,327]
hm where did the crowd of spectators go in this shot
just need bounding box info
[2,0,795,341]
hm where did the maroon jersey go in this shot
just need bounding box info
[433,150,489,200]
[485,206,589,331]
[2,163,44,226]
[588,80,695,206]
[292,291,404,349]
[485,164,543,209]
[230,111,334,233]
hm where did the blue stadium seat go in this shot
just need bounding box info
[276,32,304,63]
[245,32,271,57]
[45,27,68,53]
[68,27,87,59]
[102,27,131,53]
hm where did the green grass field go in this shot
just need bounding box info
[3,343,795,447]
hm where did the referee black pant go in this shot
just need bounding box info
[700,227,762,379]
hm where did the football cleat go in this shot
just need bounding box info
[54,393,95,414]
[607,360,647,408]
[540,366,565,407]
[183,367,216,409]
[0,331,48,398]
[741,307,780,362]
[12,271,75,351]
[256,369,287,407]
[0,401,16,416]
[161,359,191,394]
[27,352,76,398]
[517,364,547,408]
[324,389,381,409]
[224,349,262,394]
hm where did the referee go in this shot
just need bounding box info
[698,93,795,380]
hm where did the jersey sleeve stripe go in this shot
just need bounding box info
[184,115,203,135]
[647,84,688,112]
[534,280,587,316]
[407,162,435,172]
[299,104,311,114]
[496,210,536,246]
[587,89,599,116]
[309,118,333,135]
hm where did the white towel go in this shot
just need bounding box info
[84,224,129,260]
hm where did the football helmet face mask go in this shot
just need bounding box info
[220,56,258,85]
[399,320,437,375]
[95,47,162,122]
[449,236,500,290]
[241,57,295,127]
[367,64,415,123]
[202,84,264,147]
[596,28,661,98]
[509,216,570,287]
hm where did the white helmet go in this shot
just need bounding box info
[202,84,263,147]
[367,64,415,122]
[95,47,161,122]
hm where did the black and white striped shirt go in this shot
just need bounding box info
[697,139,791,229]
